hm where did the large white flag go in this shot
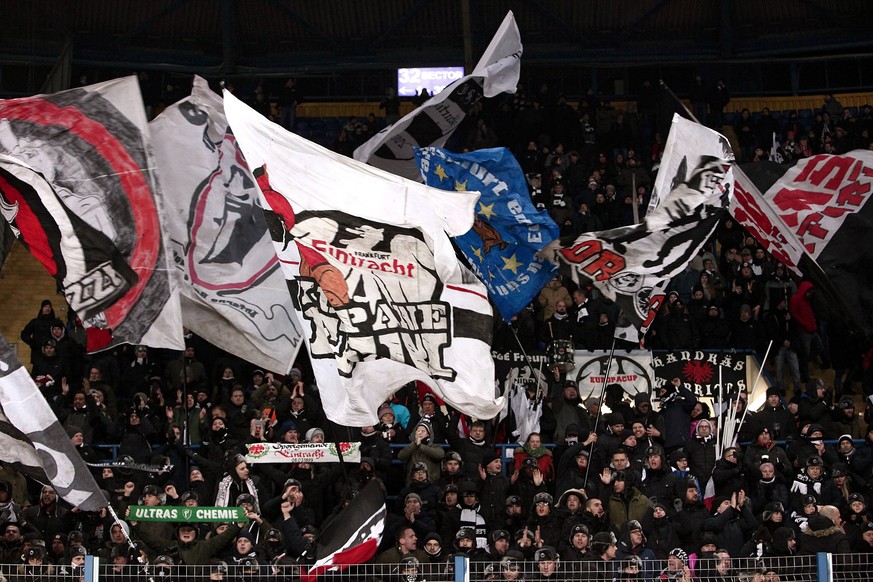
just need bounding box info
[150,77,303,372]
[353,11,522,181]
[0,76,183,351]
[224,91,503,426]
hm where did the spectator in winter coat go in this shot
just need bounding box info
[615,519,658,581]
[731,303,762,353]
[398,463,442,519]
[661,300,699,349]
[788,422,838,470]
[639,445,678,504]
[686,420,717,483]
[20,299,56,364]
[674,479,711,553]
[749,461,790,517]
[745,426,793,485]
[830,397,864,439]
[799,506,851,554]
[698,305,732,349]
[448,420,492,481]
[526,492,562,549]
[551,381,590,443]
[415,393,449,444]
[357,425,393,482]
[790,455,828,515]
[110,407,157,463]
[790,281,828,379]
[630,392,665,444]
[606,471,653,533]
[712,446,747,497]
[703,491,758,558]
[513,432,555,484]
[656,378,697,453]
[398,422,445,484]
[478,452,510,529]
[754,388,796,441]
[647,501,682,560]
[537,276,572,322]
[511,457,549,517]
[555,445,596,500]
[797,380,832,430]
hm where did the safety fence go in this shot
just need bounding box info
[7,553,872,582]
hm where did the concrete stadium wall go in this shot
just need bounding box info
[0,241,66,365]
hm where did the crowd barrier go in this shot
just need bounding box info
[9,553,870,582]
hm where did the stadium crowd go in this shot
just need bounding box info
[4,81,873,581]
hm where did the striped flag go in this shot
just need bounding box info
[301,481,386,582]
[354,11,522,181]
[0,332,106,511]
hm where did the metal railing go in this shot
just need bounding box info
[8,553,868,582]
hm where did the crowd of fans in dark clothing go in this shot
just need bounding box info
[4,82,873,580]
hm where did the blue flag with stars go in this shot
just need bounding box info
[415,147,559,321]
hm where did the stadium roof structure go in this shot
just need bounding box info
[3,0,872,78]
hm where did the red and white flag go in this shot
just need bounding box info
[301,481,386,582]
[0,76,183,351]
[733,152,873,337]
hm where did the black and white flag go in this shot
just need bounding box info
[0,333,107,511]
[353,11,521,181]
[542,115,734,344]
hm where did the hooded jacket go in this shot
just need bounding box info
[686,420,717,482]
[397,422,445,484]
[20,300,56,357]
[799,513,851,554]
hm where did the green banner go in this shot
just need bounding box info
[128,505,245,522]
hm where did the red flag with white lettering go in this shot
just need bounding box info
[732,152,873,338]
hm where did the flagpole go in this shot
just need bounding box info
[660,80,700,124]
[716,365,723,455]
[105,503,150,566]
[509,326,548,409]
[724,365,743,452]
[584,336,618,486]
[181,354,191,481]
[330,427,355,507]
[734,340,774,446]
